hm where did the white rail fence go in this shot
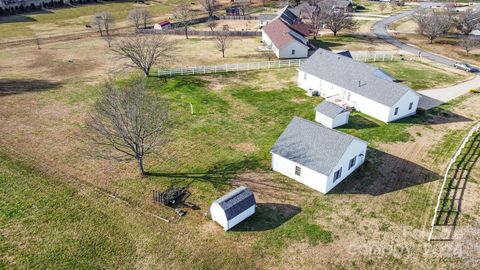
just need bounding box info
[158,59,304,76]
[157,53,400,76]
[428,122,480,242]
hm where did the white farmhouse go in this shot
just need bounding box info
[261,6,310,59]
[271,117,367,194]
[315,100,350,128]
[298,49,420,123]
[210,186,256,231]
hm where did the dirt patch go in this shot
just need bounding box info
[232,143,258,153]
[233,171,311,205]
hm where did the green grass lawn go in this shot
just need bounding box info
[0,153,137,269]
[371,60,471,90]
[2,67,478,268]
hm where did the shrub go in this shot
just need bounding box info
[416,107,426,115]
[469,88,480,93]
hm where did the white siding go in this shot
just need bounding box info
[227,205,255,230]
[278,41,309,59]
[332,111,350,128]
[210,203,255,231]
[324,139,368,193]
[272,153,329,193]
[272,139,367,194]
[315,113,334,128]
[298,71,402,123]
[387,91,420,122]
[210,203,228,229]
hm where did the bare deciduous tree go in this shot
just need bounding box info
[320,1,357,36]
[207,20,218,31]
[128,8,151,29]
[113,34,175,76]
[103,34,114,48]
[85,78,170,176]
[92,11,115,37]
[199,0,216,18]
[459,35,479,55]
[261,44,276,60]
[303,0,323,40]
[379,3,387,14]
[237,0,251,15]
[174,4,195,39]
[454,8,480,36]
[213,30,232,57]
[413,10,451,44]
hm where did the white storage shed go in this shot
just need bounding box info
[315,101,350,128]
[210,186,256,230]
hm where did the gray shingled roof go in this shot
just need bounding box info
[214,186,256,220]
[300,49,418,107]
[259,14,276,21]
[315,101,349,118]
[271,117,366,176]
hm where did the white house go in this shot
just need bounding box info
[315,100,350,128]
[298,49,420,123]
[271,117,368,194]
[153,21,171,30]
[261,6,310,59]
[210,186,256,230]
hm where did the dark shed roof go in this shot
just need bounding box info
[214,186,256,220]
[315,101,349,118]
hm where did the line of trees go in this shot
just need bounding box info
[412,7,479,55]
[302,0,357,38]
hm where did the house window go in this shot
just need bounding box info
[295,166,301,176]
[291,49,295,55]
[333,168,342,182]
[394,107,399,115]
[409,102,413,110]
[348,157,356,170]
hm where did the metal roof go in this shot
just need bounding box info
[271,117,366,175]
[299,49,418,107]
[315,101,349,118]
[262,19,308,49]
[213,186,256,220]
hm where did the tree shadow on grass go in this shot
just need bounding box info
[0,79,62,96]
[329,147,440,196]
[231,203,301,232]
[146,157,265,190]
[0,15,37,24]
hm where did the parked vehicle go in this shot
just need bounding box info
[454,63,479,72]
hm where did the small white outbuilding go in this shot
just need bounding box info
[210,186,256,231]
[315,101,350,129]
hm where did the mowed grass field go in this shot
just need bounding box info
[2,64,480,268]
[0,0,192,41]
[371,60,472,90]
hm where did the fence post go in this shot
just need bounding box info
[391,54,394,61]
[383,54,385,61]
[374,54,376,62]
[364,55,367,62]
[204,66,206,74]
[226,64,228,72]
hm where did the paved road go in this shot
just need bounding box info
[373,2,480,109]
[372,2,458,67]
[418,76,480,110]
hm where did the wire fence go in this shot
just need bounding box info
[138,28,261,36]
[428,122,480,241]
[158,53,402,76]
